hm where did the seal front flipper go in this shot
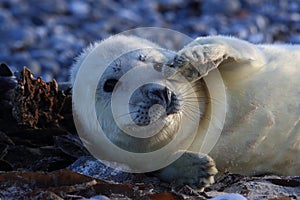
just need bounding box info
[163,36,266,82]
[153,151,218,191]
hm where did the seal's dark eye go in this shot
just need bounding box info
[103,79,118,92]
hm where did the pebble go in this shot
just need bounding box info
[69,1,90,18]
[81,195,110,200]
[0,0,299,81]
[27,61,41,75]
[211,194,248,200]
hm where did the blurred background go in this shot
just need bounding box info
[0,0,299,82]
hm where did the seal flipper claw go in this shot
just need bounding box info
[163,44,227,82]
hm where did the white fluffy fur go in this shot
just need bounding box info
[205,38,300,175]
[172,36,300,175]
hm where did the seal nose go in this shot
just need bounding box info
[129,84,179,126]
[148,86,168,105]
[148,86,177,115]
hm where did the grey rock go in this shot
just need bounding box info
[67,156,134,183]
[201,0,241,16]
[31,50,56,60]
[69,1,91,17]
[40,71,54,82]
[211,194,247,200]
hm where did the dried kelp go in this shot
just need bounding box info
[12,67,72,129]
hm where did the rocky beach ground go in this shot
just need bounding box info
[1,0,300,82]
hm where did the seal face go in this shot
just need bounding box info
[94,48,185,153]
[93,44,209,154]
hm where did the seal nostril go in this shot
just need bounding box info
[148,86,172,106]
[147,86,177,113]
[164,87,172,107]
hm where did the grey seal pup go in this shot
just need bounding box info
[70,34,300,191]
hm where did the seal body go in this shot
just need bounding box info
[166,36,300,176]
[71,35,300,190]
[211,44,300,175]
